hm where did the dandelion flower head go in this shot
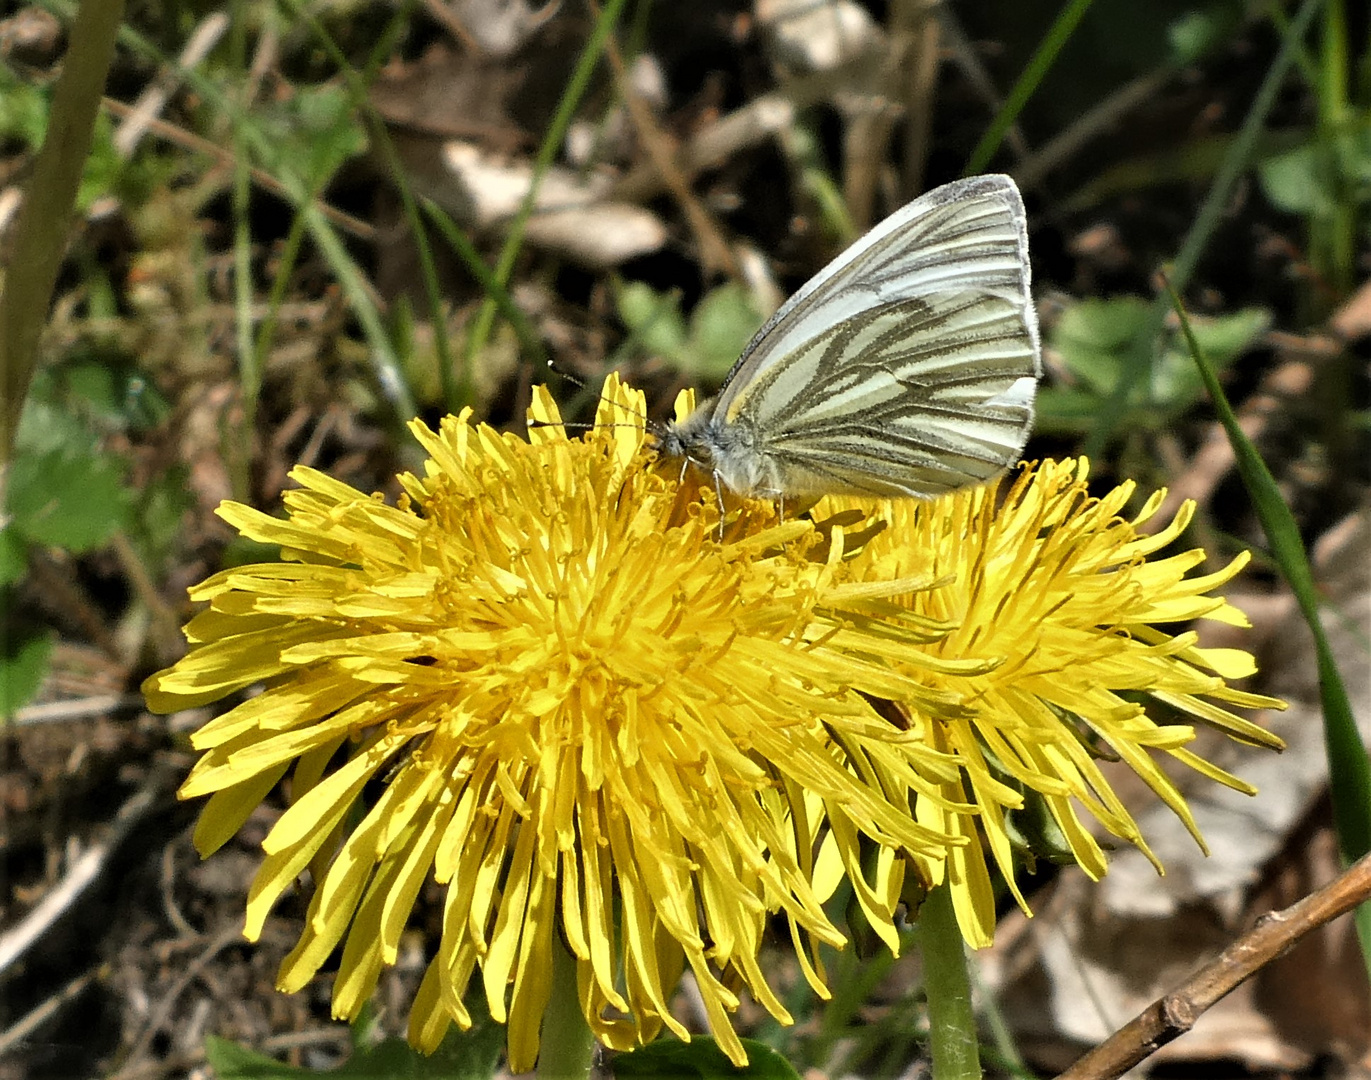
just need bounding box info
[143,375,1283,1068]
[144,375,987,1068]
[821,462,1285,946]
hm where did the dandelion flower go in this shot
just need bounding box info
[144,376,1282,1069]
[145,376,985,1069]
[821,461,1285,947]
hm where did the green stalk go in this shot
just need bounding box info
[465,0,631,372]
[919,883,981,1080]
[1166,276,1371,982]
[421,198,548,371]
[1313,0,1354,300]
[41,0,421,429]
[248,0,411,408]
[279,0,467,411]
[1083,0,1324,460]
[0,0,126,465]
[963,0,1097,176]
[536,934,595,1080]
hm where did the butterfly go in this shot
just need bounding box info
[656,174,1040,500]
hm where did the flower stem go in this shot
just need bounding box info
[919,883,981,1080]
[536,934,595,1080]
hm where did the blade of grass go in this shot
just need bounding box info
[1313,0,1355,301]
[279,0,470,413]
[1164,274,1371,980]
[36,0,420,429]
[420,198,548,372]
[305,208,418,422]
[0,0,126,465]
[1083,0,1324,460]
[1267,0,1356,308]
[246,3,416,430]
[230,0,255,500]
[962,0,1097,176]
[465,0,632,373]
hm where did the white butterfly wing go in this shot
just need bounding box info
[714,174,1040,497]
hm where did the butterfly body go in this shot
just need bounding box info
[657,174,1041,499]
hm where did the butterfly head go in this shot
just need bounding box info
[656,404,775,497]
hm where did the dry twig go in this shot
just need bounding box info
[892,0,941,199]
[0,765,178,978]
[0,964,110,1057]
[608,56,878,206]
[110,921,247,1079]
[100,98,375,241]
[1015,66,1174,189]
[113,13,228,158]
[1056,850,1371,1080]
[590,0,738,278]
[8,693,143,726]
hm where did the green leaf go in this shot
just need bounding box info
[1047,297,1268,427]
[62,360,124,421]
[1153,306,1270,405]
[0,527,28,588]
[203,1037,311,1079]
[1166,278,1371,978]
[1033,386,1117,433]
[254,85,370,191]
[686,284,763,381]
[206,1021,502,1079]
[13,397,97,458]
[0,67,48,147]
[297,88,369,188]
[0,630,55,718]
[1005,787,1076,866]
[613,1037,802,1079]
[5,445,133,552]
[1257,121,1371,218]
[127,465,194,566]
[1167,4,1241,65]
[617,282,689,358]
[615,281,763,383]
[56,359,173,432]
[1258,142,1320,214]
[1051,296,1153,396]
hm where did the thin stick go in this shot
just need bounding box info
[1056,850,1371,1080]
[894,0,942,200]
[8,693,144,727]
[111,921,246,1077]
[591,0,738,278]
[1015,65,1173,189]
[0,765,178,976]
[113,12,229,157]
[608,56,878,204]
[0,964,109,1055]
[100,97,376,240]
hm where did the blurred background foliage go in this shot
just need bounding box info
[1,0,1368,1076]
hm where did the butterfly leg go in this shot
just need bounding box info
[713,471,727,542]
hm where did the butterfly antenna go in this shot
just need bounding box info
[525,370,657,438]
[545,356,587,389]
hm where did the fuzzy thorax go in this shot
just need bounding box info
[657,406,778,496]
